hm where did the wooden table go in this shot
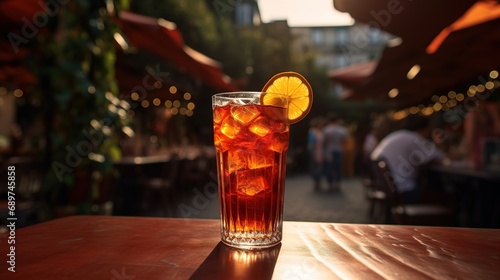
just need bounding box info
[429,164,500,182]
[1,216,500,279]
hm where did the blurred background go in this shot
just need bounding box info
[1,0,499,228]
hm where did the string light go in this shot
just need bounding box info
[117,109,127,118]
[406,64,421,80]
[108,104,118,113]
[409,106,419,114]
[126,83,198,117]
[393,109,409,120]
[392,69,499,119]
[13,89,23,97]
[477,84,485,93]
[490,70,498,79]
[388,88,399,98]
[422,107,433,116]
[468,85,477,95]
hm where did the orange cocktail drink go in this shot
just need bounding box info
[213,92,289,249]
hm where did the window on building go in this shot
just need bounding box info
[235,3,253,26]
[335,54,348,68]
[312,29,324,45]
[336,28,348,44]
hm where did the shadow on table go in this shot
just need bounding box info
[189,242,281,280]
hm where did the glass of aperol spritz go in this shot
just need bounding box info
[212,72,312,249]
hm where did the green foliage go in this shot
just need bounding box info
[130,0,220,56]
[33,0,131,205]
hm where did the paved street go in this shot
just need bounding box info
[172,174,370,224]
[283,175,370,224]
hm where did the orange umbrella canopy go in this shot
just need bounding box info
[427,0,500,54]
[331,0,500,108]
[333,0,477,49]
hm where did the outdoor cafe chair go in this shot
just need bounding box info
[137,154,180,216]
[364,161,389,223]
[374,159,455,226]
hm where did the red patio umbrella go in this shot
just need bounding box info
[116,11,238,92]
[329,60,377,90]
[0,1,237,93]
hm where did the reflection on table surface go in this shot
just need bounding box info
[2,216,499,279]
[190,242,281,280]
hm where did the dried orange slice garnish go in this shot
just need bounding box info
[261,71,313,124]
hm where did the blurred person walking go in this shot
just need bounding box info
[308,116,325,191]
[323,113,348,192]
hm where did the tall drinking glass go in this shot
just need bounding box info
[212,92,289,249]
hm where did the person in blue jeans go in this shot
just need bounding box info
[307,117,326,191]
[322,114,348,192]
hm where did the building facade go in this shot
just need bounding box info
[291,23,390,71]
[290,23,391,96]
